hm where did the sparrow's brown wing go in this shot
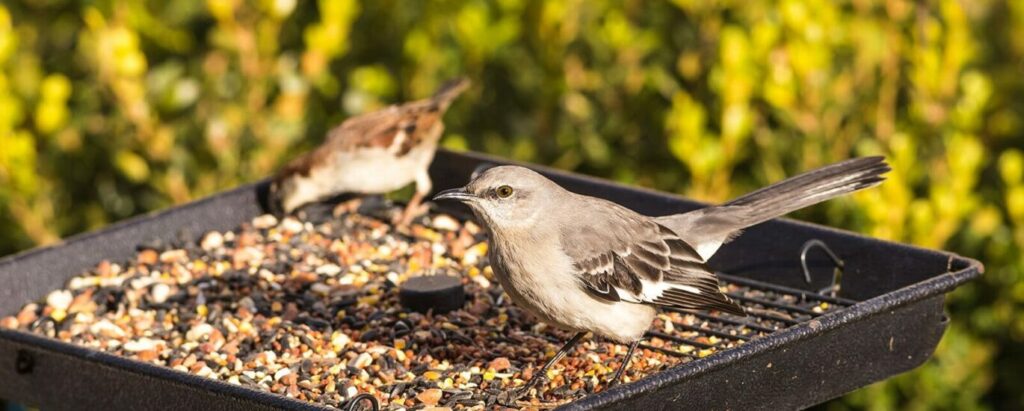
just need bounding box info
[329,103,442,156]
[329,77,470,156]
[273,78,469,181]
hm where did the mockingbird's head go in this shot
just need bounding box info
[433,165,564,229]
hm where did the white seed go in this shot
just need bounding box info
[351,352,373,369]
[252,214,278,229]
[90,319,126,339]
[46,290,73,311]
[221,317,239,334]
[123,338,161,352]
[150,283,171,304]
[201,231,224,250]
[280,217,304,234]
[130,277,156,290]
[462,242,488,266]
[331,331,350,352]
[186,323,214,342]
[316,264,342,276]
[98,276,126,288]
[196,366,215,378]
[431,214,460,231]
[310,283,332,295]
[159,249,188,263]
[472,275,490,289]
[262,350,277,364]
[68,276,98,290]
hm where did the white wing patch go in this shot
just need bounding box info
[694,240,723,261]
[612,279,703,305]
[639,279,700,301]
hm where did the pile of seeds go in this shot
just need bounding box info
[1,202,841,410]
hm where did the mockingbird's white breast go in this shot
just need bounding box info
[488,224,656,343]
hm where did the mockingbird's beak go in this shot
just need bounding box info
[433,187,476,203]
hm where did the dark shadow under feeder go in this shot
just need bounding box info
[0,150,982,410]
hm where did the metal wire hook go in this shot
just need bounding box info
[29,316,60,338]
[341,393,379,411]
[799,239,845,297]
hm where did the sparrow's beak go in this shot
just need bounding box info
[265,182,286,217]
[433,187,476,203]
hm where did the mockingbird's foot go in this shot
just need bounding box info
[492,331,586,406]
[495,386,533,407]
[606,339,641,389]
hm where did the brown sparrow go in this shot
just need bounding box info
[268,78,470,225]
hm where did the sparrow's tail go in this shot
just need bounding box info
[431,77,471,109]
[657,156,890,260]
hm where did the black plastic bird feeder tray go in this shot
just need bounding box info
[0,150,982,410]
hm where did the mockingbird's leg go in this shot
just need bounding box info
[608,339,640,387]
[498,331,586,405]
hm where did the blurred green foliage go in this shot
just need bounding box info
[0,0,1022,408]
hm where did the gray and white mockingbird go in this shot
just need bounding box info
[434,156,889,403]
[268,78,470,225]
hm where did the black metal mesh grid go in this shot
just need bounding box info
[641,274,856,361]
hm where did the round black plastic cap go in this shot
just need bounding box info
[399,275,466,314]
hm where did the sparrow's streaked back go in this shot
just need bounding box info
[435,157,889,403]
[269,78,470,224]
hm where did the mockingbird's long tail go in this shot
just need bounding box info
[721,156,890,227]
[657,156,890,260]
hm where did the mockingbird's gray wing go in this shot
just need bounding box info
[559,198,745,316]
[657,156,890,260]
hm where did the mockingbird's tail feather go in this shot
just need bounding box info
[721,156,890,227]
[654,285,746,316]
[658,156,890,260]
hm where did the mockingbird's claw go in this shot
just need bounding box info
[495,387,531,406]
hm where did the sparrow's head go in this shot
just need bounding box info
[433,165,565,230]
[266,178,288,217]
[266,154,318,217]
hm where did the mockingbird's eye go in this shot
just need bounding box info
[496,185,514,198]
